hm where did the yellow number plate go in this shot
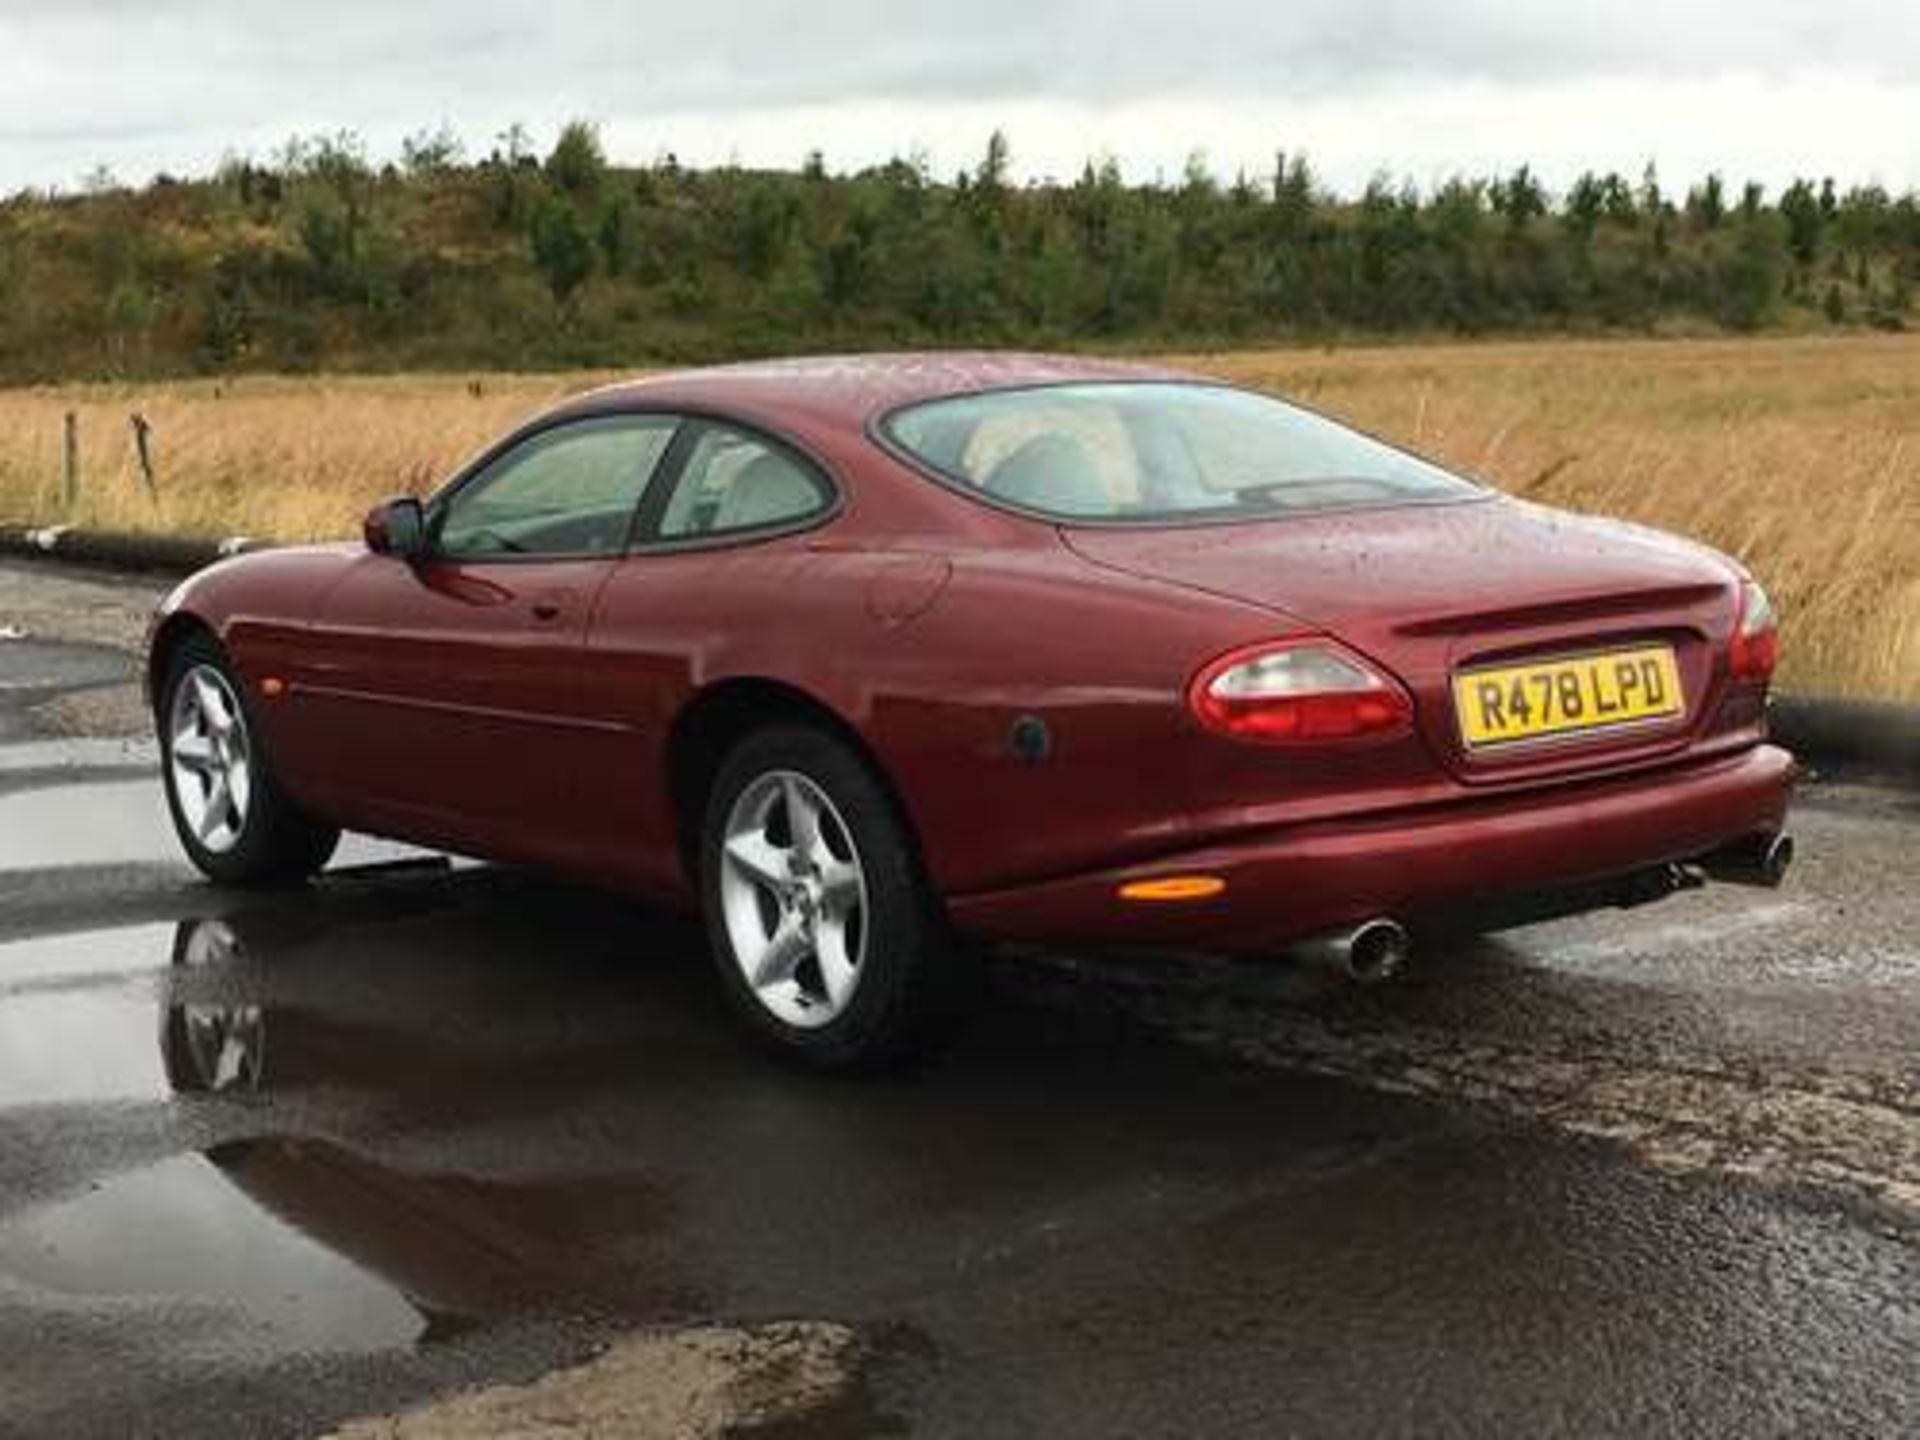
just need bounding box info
[1454,645,1684,750]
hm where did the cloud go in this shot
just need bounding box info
[1,1,1916,191]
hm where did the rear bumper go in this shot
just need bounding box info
[949,744,1797,952]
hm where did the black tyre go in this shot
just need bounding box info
[700,725,974,1071]
[159,633,339,887]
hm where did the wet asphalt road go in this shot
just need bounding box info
[1,622,1916,1437]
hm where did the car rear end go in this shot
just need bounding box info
[880,378,1797,959]
[951,504,1793,955]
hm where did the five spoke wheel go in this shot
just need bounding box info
[718,769,869,1028]
[168,664,254,855]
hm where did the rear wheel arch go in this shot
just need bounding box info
[665,677,926,891]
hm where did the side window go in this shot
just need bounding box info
[656,425,830,540]
[435,416,676,559]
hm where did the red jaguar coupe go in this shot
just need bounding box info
[149,353,1795,1067]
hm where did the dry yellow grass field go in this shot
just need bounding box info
[0,334,1914,701]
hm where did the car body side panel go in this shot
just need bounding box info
[151,545,357,800]
[572,539,847,898]
[815,547,1300,894]
[278,552,623,868]
[575,505,1363,899]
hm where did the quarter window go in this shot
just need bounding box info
[656,425,831,540]
[435,416,676,559]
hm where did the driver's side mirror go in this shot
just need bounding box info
[363,497,427,559]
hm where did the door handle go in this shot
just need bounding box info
[528,587,578,624]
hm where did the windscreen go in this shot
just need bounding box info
[883,382,1478,522]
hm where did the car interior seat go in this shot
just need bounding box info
[712,452,821,531]
[983,433,1109,514]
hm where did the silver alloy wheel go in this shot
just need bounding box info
[718,769,870,1029]
[167,664,254,855]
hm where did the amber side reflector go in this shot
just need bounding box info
[1118,875,1227,902]
[260,677,287,699]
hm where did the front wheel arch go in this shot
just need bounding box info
[158,630,339,887]
[148,612,220,718]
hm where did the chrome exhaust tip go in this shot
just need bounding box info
[1699,832,1795,888]
[1295,918,1411,985]
[1760,833,1795,886]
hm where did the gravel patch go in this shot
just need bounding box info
[323,1322,859,1440]
[0,560,168,654]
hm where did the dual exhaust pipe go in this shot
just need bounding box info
[1291,830,1793,986]
[1634,830,1796,896]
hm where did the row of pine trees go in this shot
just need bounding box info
[1,124,1914,380]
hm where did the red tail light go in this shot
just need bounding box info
[1728,580,1779,683]
[1189,639,1414,744]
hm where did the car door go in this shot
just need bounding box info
[290,413,680,865]
[572,420,840,894]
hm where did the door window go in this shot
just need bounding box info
[656,425,831,540]
[435,416,676,559]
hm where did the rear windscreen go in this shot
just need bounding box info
[883,382,1477,522]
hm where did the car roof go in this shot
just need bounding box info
[573,351,1195,431]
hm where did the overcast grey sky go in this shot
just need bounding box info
[2,1,1917,195]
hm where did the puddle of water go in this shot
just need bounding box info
[0,1150,422,1355]
[0,1134,675,1359]
[0,988,171,1107]
[0,779,179,869]
[0,922,176,992]
[0,776,434,872]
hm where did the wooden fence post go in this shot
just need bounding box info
[130,412,157,499]
[62,411,79,511]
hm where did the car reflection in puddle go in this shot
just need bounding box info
[0,915,683,1359]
